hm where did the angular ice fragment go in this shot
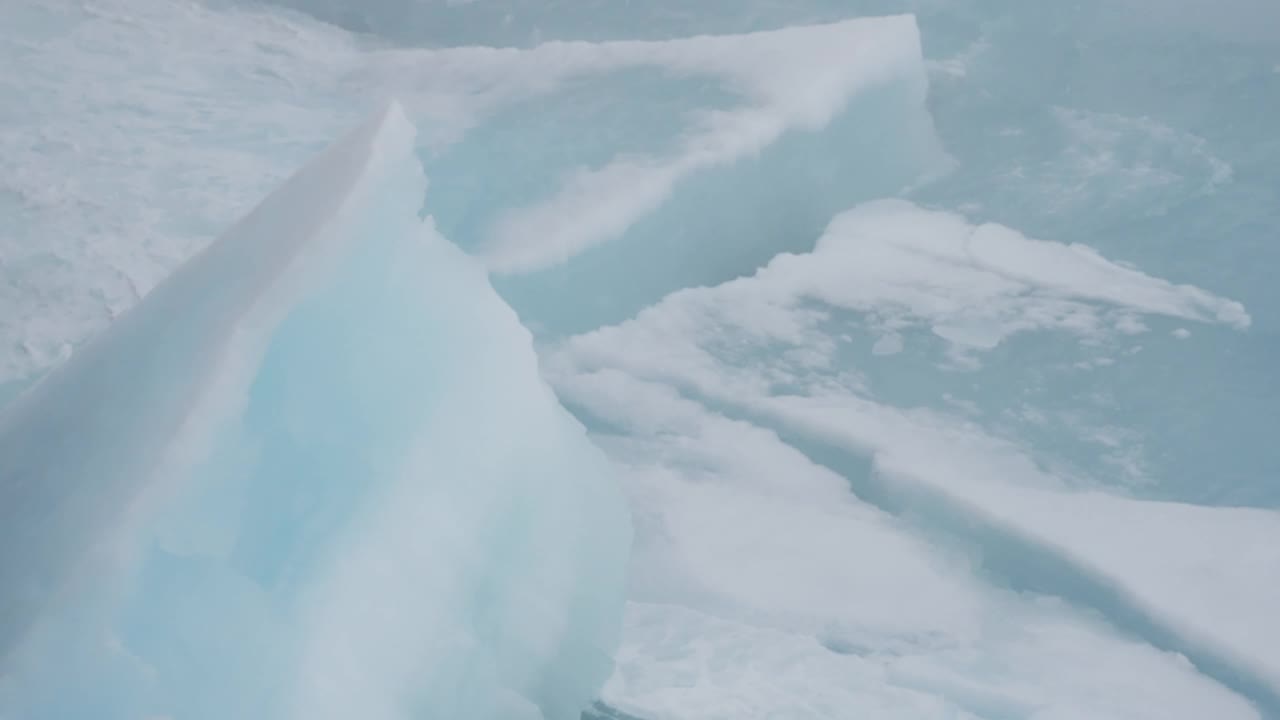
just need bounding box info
[0,101,630,720]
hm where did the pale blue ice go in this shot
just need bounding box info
[0,102,629,719]
[1,0,1278,719]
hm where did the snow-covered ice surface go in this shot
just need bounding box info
[2,0,1279,718]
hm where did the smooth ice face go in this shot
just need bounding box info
[0,102,630,720]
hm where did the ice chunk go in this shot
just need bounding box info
[550,370,1258,720]
[359,15,947,334]
[470,17,933,274]
[780,199,1248,348]
[555,200,1249,391]
[550,200,1277,714]
[0,101,630,720]
[0,0,366,389]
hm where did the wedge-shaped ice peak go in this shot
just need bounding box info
[0,101,630,720]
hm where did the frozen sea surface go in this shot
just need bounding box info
[2,0,1278,718]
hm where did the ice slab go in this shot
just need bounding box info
[551,200,1276,715]
[468,17,932,274]
[550,370,1258,720]
[359,15,948,335]
[0,101,630,720]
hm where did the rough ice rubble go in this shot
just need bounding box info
[0,102,630,720]
[550,202,1275,718]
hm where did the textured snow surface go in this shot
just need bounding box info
[3,0,1279,718]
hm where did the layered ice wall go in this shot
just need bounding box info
[0,101,630,720]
